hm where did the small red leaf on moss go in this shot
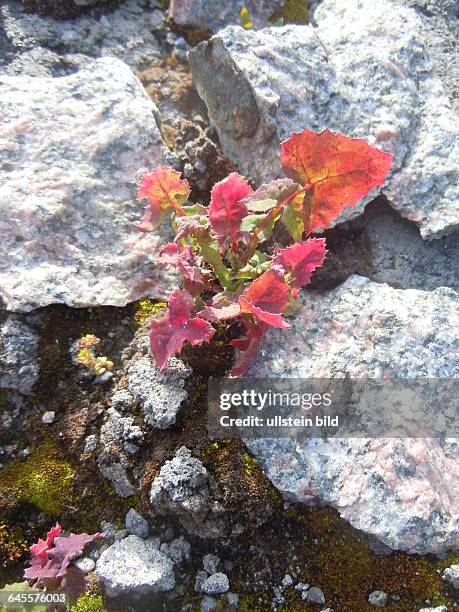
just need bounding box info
[150,289,215,369]
[136,166,190,231]
[272,238,327,297]
[208,173,253,246]
[30,523,62,561]
[280,129,393,233]
[239,269,290,329]
[231,321,265,376]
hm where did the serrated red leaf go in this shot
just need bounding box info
[280,129,393,233]
[150,289,215,369]
[209,173,253,247]
[239,270,290,329]
[272,238,327,297]
[30,523,61,561]
[136,166,190,231]
[231,321,265,376]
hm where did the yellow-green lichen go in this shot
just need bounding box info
[0,442,74,516]
[276,0,308,24]
[133,298,167,329]
[70,593,103,612]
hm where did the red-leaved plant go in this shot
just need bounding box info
[136,129,393,375]
[24,523,103,597]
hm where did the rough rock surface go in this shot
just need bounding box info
[149,447,227,539]
[1,0,164,76]
[169,0,283,31]
[0,316,39,395]
[96,535,175,598]
[442,564,459,589]
[0,57,176,312]
[189,0,459,238]
[128,354,191,429]
[247,276,459,554]
[125,508,149,539]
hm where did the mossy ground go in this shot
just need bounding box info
[1,303,458,610]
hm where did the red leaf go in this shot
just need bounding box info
[30,523,61,561]
[198,293,241,322]
[239,270,290,329]
[280,129,393,233]
[208,173,253,247]
[159,243,202,284]
[231,321,265,376]
[150,289,215,369]
[136,166,190,231]
[272,238,327,297]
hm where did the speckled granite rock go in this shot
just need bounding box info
[0,316,39,395]
[96,535,175,598]
[189,0,459,238]
[0,57,176,312]
[169,0,283,31]
[1,0,164,76]
[247,276,459,554]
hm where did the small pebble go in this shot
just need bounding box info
[368,590,388,608]
[203,553,220,575]
[202,572,230,595]
[306,587,326,605]
[41,411,55,424]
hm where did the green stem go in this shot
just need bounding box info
[197,235,236,291]
[240,189,304,266]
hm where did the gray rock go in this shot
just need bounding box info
[281,574,293,588]
[169,0,283,31]
[150,447,226,538]
[189,0,459,239]
[98,408,144,496]
[202,572,230,595]
[1,0,163,77]
[419,607,447,612]
[41,411,55,424]
[74,556,96,574]
[247,276,459,554]
[368,590,388,608]
[442,564,459,589]
[0,57,173,312]
[200,597,218,612]
[0,316,39,395]
[110,389,135,413]
[203,553,220,575]
[160,536,191,564]
[96,535,175,598]
[83,434,98,454]
[195,570,208,593]
[125,508,149,539]
[402,0,459,113]
[128,356,191,429]
[226,592,239,607]
[306,587,325,606]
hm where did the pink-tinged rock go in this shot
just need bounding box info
[248,276,459,554]
[0,57,176,312]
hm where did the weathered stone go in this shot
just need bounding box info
[442,564,459,589]
[247,276,459,554]
[368,590,389,608]
[189,0,459,238]
[0,316,39,395]
[202,553,220,575]
[201,572,230,595]
[0,57,174,312]
[169,0,283,31]
[96,535,175,598]
[128,354,190,429]
[149,447,226,539]
[1,0,163,76]
[306,587,325,606]
[125,508,149,539]
[160,536,191,564]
